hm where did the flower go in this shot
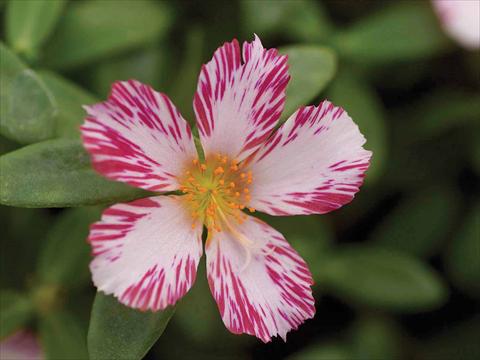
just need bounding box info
[432,0,480,49]
[0,331,43,360]
[81,35,371,342]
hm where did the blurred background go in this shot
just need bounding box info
[0,0,479,359]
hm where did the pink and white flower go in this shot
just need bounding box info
[432,0,480,49]
[0,331,43,360]
[81,35,371,342]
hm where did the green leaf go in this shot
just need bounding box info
[43,0,172,69]
[0,289,34,339]
[370,187,460,257]
[91,47,167,98]
[37,207,102,288]
[333,1,450,64]
[88,292,175,360]
[169,27,205,125]
[385,128,467,189]
[472,130,480,176]
[280,45,337,119]
[328,68,387,184]
[446,203,480,298]
[0,207,51,288]
[39,310,89,360]
[38,71,98,139]
[6,0,65,58]
[241,0,332,42]
[320,246,448,312]
[0,135,20,155]
[0,42,57,144]
[409,91,480,141]
[349,316,402,360]
[256,213,333,280]
[283,0,333,43]
[0,139,152,207]
[289,342,353,360]
[171,258,251,349]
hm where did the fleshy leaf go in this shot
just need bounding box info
[242,0,332,42]
[6,0,65,58]
[169,27,205,125]
[0,208,51,288]
[37,207,102,289]
[38,71,98,139]
[370,188,460,257]
[280,45,337,120]
[408,91,480,141]
[92,47,167,98]
[446,203,480,298]
[472,130,480,176]
[0,43,57,144]
[39,310,89,360]
[289,342,353,360]
[43,0,172,69]
[88,292,175,360]
[0,290,34,339]
[333,1,450,64]
[0,139,152,207]
[320,246,448,312]
[349,316,402,360]
[170,258,249,348]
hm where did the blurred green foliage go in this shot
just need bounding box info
[0,139,151,207]
[88,293,175,360]
[0,0,478,359]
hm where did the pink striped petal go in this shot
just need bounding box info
[206,215,315,342]
[194,35,289,161]
[88,196,202,311]
[0,331,43,360]
[81,80,197,192]
[248,101,372,216]
[432,0,480,49]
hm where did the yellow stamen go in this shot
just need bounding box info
[180,153,256,260]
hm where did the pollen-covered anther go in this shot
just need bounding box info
[180,154,254,236]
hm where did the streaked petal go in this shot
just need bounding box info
[206,215,315,342]
[81,80,197,192]
[89,196,202,311]
[432,0,480,49]
[0,331,43,360]
[194,35,289,161]
[248,101,372,216]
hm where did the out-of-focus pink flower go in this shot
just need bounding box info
[80,35,371,342]
[432,0,480,49]
[0,331,43,360]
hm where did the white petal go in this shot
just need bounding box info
[81,80,197,192]
[89,196,203,311]
[248,101,372,215]
[432,0,480,49]
[206,215,315,342]
[194,35,289,161]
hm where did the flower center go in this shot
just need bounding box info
[180,154,255,240]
